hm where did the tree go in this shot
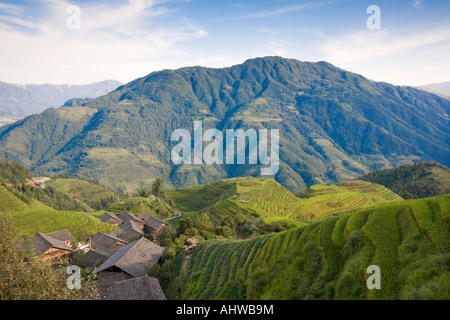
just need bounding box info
[194,213,214,232]
[157,225,177,247]
[138,186,150,198]
[0,215,98,300]
[151,178,165,199]
[178,217,194,235]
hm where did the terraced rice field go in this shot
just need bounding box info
[167,194,450,300]
[167,177,403,224]
[3,208,116,239]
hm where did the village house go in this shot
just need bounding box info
[81,232,127,268]
[95,237,165,284]
[32,232,73,265]
[119,211,144,226]
[136,211,169,235]
[110,219,144,242]
[96,275,166,300]
[97,211,123,226]
[45,229,74,247]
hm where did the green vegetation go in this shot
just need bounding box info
[360,161,450,199]
[45,177,117,212]
[3,209,116,240]
[0,214,98,299]
[160,194,450,300]
[166,177,401,229]
[1,57,449,193]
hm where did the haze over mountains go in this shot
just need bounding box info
[0,56,449,193]
[0,80,122,126]
[419,81,450,98]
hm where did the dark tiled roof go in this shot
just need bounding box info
[120,219,143,234]
[144,216,168,232]
[82,250,109,268]
[97,276,166,300]
[113,219,144,241]
[119,211,144,224]
[96,238,165,278]
[46,229,74,242]
[90,232,126,255]
[98,212,123,225]
[32,232,73,255]
[137,211,154,220]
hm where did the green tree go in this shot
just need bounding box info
[151,178,165,199]
[178,217,194,235]
[157,225,177,247]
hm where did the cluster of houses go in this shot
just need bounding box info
[31,211,170,300]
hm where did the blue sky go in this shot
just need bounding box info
[0,0,449,86]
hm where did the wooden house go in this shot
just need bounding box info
[142,215,168,234]
[96,237,165,282]
[97,275,166,300]
[32,232,73,265]
[97,212,123,226]
[46,229,74,247]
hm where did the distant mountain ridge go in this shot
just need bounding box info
[0,80,122,125]
[418,81,450,98]
[0,56,449,193]
[360,161,450,199]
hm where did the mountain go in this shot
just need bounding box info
[360,161,450,199]
[418,81,450,98]
[0,80,122,126]
[0,56,449,193]
[161,194,450,300]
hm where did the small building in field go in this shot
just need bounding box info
[96,237,165,282]
[97,276,166,300]
[97,212,123,226]
[32,232,73,265]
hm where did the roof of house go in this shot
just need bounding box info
[32,232,73,255]
[137,211,154,220]
[97,276,166,300]
[120,219,144,234]
[96,237,166,278]
[98,212,123,225]
[82,249,109,268]
[90,232,126,255]
[119,211,144,224]
[46,229,74,242]
[143,216,168,231]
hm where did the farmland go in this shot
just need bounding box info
[164,194,450,300]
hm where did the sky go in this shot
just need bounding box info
[0,0,449,86]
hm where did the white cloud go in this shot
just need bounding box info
[318,24,450,85]
[320,25,450,64]
[0,0,207,84]
[409,0,422,10]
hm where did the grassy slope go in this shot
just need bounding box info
[0,185,29,212]
[45,178,117,212]
[1,182,115,239]
[3,209,116,239]
[166,177,402,224]
[167,194,450,300]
